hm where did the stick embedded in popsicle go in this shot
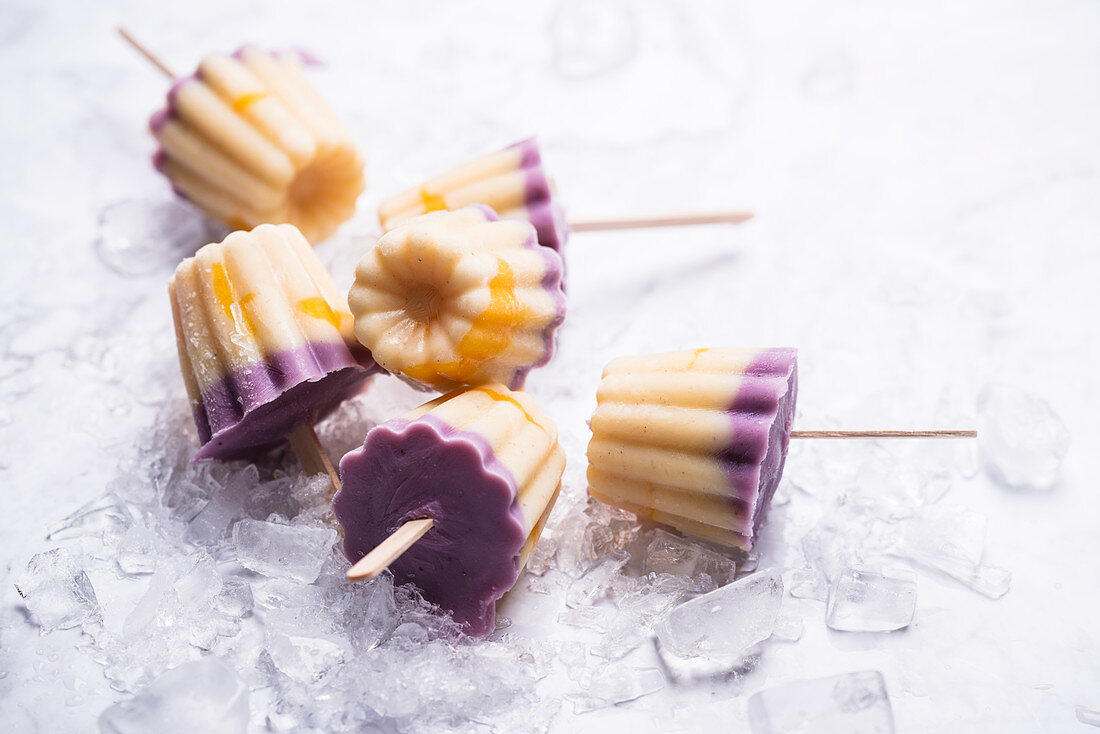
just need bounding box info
[119,28,366,244]
[334,384,566,637]
[170,223,381,493]
[586,348,977,550]
[377,138,753,255]
[348,206,566,392]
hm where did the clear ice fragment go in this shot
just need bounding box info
[656,568,783,663]
[826,567,917,632]
[748,670,895,734]
[232,519,336,583]
[97,658,249,734]
[566,550,629,607]
[978,384,1069,491]
[16,548,101,633]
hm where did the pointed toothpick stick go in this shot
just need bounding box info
[568,210,754,232]
[791,429,976,439]
[118,27,177,79]
[346,518,435,581]
[287,424,342,496]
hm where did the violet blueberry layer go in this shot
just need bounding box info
[150,46,365,243]
[170,223,380,461]
[378,137,569,253]
[333,383,565,637]
[586,348,798,550]
[348,206,567,392]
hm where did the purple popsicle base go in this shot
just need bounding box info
[333,415,527,638]
[719,348,798,543]
[192,341,380,461]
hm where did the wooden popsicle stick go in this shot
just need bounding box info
[287,424,342,496]
[567,210,754,232]
[118,27,177,79]
[346,518,435,582]
[791,429,977,439]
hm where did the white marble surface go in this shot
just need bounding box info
[2,1,1099,731]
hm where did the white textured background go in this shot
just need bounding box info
[2,0,1099,731]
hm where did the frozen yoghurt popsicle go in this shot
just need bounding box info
[348,206,566,391]
[150,46,365,243]
[378,138,568,253]
[171,223,379,460]
[333,383,566,637]
[587,348,798,550]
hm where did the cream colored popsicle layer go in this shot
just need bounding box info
[333,383,566,637]
[348,206,566,391]
[151,47,365,243]
[587,348,798,549]
[171,223,378,460]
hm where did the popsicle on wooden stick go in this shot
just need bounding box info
[170,223,380,490]
[378,138,753,255]
[587,348,975,550]
[348,206,566,392]
[121,29,366,244]
[334,383,566,637]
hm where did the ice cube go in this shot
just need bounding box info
[891,506,1011,599]
[656,568,783,663]
[772,614,804,642]
[232,519,336,583]
[15,548,101,633]
[95,198,213,278]
[978,384,1069,491]
[267,632,351,682]
[97,658,249,734]
[826,567,917,633]
[569,667,665,714]
[117,525,157,575]
[748,670,895,734]
[1077,706,1100,727]
[644,529,737,586]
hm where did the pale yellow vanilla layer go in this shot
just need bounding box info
[406,384,566,539]
[349,208,563,390]
[154,47,364,243]
[171,223,357,392]
[379,147,527,228]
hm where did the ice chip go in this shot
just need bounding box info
[97,658,249,734]
[117,524,157,575]
[16,548,101,633]
[644,529,737,586]
[978,384,1069,491]
[232,519,336,583]
[748,670,895,734]
[826,567,917,633]
[656,568,783,663]
[566,550,629,607]
[569,667,665,714]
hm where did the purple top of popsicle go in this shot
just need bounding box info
[192,341,380,461]
[333,414,528,638]
[719,348,798,546]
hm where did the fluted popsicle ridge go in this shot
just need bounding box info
[587,348,798,549]
[349,207,566,391]
[334,384,565,637]
[151,46,365,243]
[170,223,378,460]
[379,138,569,253]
